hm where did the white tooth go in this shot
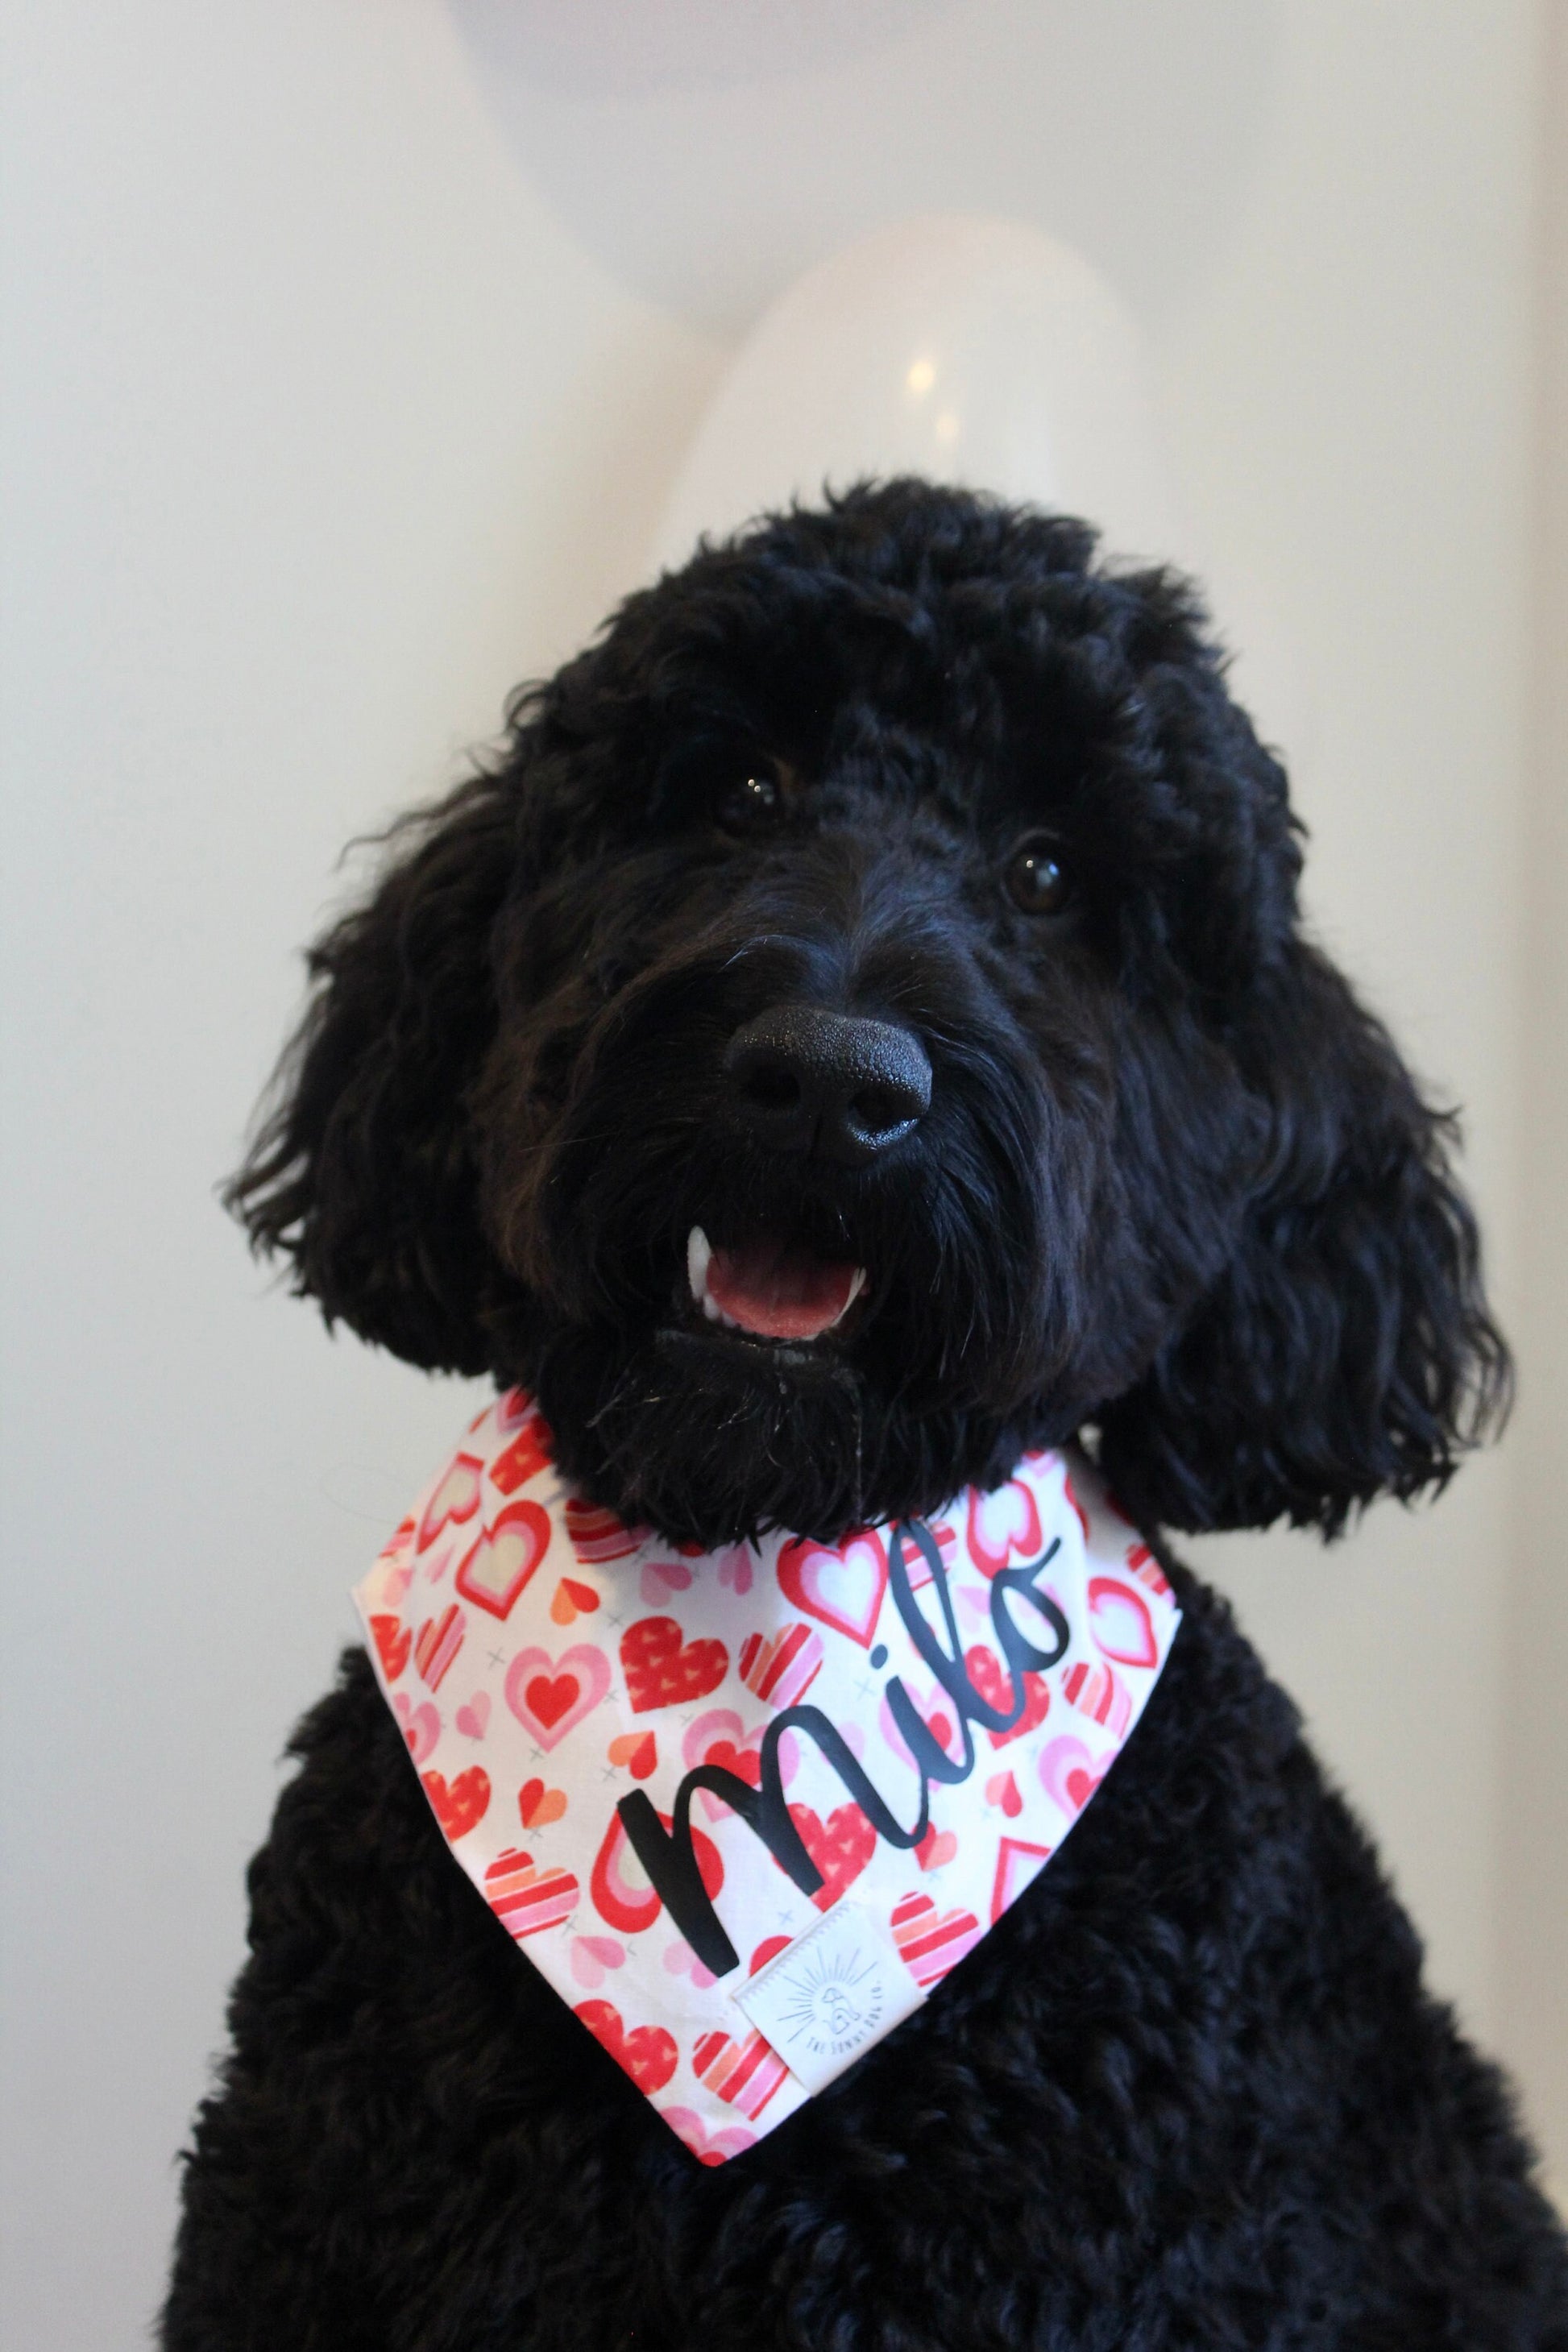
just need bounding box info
[821,1266,869,1333]
[687,1226,712,1307]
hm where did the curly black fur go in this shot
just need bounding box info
[168,483,1563,2347]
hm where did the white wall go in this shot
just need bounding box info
[1498,0,1568,2192]
[0,6,1553,2344]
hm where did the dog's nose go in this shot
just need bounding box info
[724,1006,932,1165]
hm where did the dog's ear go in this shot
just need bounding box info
[1096,942,1511,1537]
[225,769,521,1373]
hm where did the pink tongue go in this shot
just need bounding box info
[707,1239,861,1342]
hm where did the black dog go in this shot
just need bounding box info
[164,482,1567,2349]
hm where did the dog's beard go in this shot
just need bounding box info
[523,1312,1080,1549]
[528,1318,874,1544]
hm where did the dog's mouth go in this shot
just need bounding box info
[685,1225,868,1345]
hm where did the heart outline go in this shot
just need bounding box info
[454,1500,551,1621]
[776,1529,888,1648]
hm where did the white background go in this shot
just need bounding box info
[2,5,1565,2344]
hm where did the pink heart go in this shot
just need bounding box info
[659,2106,757,2167]
[392,1694,440,1762]
[777,1529,889,1647]
[964,1477,1043,1579]
[454,1691,491,1740]
[1038,1734,1102,1817]
[682,1706,794,1818]
[716,1546,754,1595]
[662,1938,717,1990]
[504,1642,611,1748]
[682,1706,745,1765]
[569,1933,625,1989]
[640,1558,694,1606]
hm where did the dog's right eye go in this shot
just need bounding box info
[713,768,784,836]
[1004,832,1074,915]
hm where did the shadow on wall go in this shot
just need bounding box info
[446,0,1282,335]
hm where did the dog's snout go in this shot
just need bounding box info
[724,1006,932,1165]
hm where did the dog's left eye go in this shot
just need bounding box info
[1004,832,1074,915]
[714,769,784,835]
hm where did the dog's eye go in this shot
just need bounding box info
[1004,833,1073,915]
[714,769,784,835]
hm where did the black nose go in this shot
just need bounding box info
[724,1006,932,1165]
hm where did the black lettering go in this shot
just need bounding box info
[989,1542,1069,1675]
[616,1705,925,1977]
[614,1521,1072,1978]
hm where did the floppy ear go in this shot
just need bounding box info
[1095,943,1511,1537]
[225,769,521,1374]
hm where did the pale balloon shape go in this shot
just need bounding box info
[651,216,1180,575]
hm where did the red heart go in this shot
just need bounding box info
[484,1851,578,1938]
[488,1408,554,1495]
[915,1824,957,1871]
[413,1603,465,1691]
[1065,1765,1104,1813]
[691,2026,790,2118]
[964,1645,1052,1748]
[608,1731,657,1780]
[890,1889,982,1986]
[589,1807,724,1935]
[550,1576,601,1626]
[786,1799,877,1910]
[525,1672,581,1732]
[565,1497,647,1563]
[620,1616,728,1714]
[573,1998,678,2094]
[985,1769,1023,1819]
[421,1765,490,1840]
[369,1613,410,1682]
[518,1777,567,1828]
[703,1737,762,1788]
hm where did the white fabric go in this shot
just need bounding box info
[354,1389,1180,2164]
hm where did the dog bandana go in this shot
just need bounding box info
[354,1391,1179,2165]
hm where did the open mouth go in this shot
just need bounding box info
[687,1226,868,1345]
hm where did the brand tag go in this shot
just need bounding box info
[732,1899,924,2095]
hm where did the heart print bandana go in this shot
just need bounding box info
[354,1390,1179,2165]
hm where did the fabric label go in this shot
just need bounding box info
[732,1898,924,2094]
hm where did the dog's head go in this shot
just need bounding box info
[230,481,1507,1546]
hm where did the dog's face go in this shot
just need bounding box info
[233,483,1504,1546]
